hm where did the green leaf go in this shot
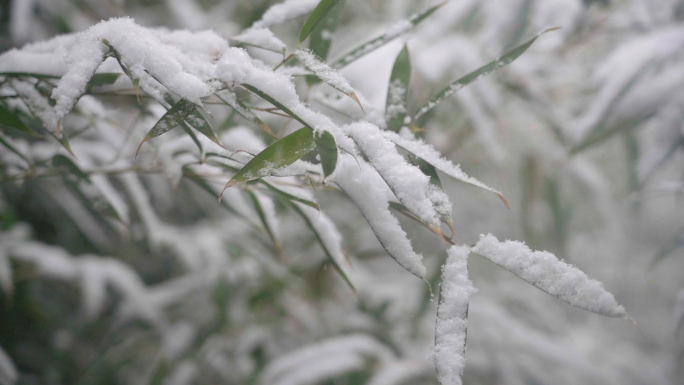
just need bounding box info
[136,99,197,156]
[0,72,60,79]
[412,27,559,123]
[185,108,224,148]
[241,84,310,127]
[299,0,342,44]
[246,189,282,251]
[331,2,445,69]
[0,103,42,137]
[221,127,316,191]
[308,0,344,62]
[52,154,89,180]
[315,130,337,178]
[85,73,121,91]
[260,180,320,210]
[286,201,356,293]
[215,90,275,137]
[385,44,411,132]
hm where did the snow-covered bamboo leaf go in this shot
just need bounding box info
[412,28,558,123]
[185,108,224,148]
[294,49,362,110]
[471,234,628,318]
[231,28,286,54]
[333,155,426,279]
[435,245,477,385]
[222,127,315,190]
[385,130,509,208]
[136,98,197,156]
[299,0,341,44]
[385,44,411,132]
[308,0,343,61]
[331,2,445,69]
[315,130,337,178]
[287,200,355,293]
[85,72,121,91]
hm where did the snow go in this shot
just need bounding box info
[434,245,476,385]
[295,49,356,96]
[251,0,320,29]
[11,79,60,135]
[332,154,426,279]
[385,78,407,123]
[384,129,508,207]
[233,28,287,53]
[472,234,627,317]
[344,121,441,228]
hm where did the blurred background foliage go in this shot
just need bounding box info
[0,0,684,384]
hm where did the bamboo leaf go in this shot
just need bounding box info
[471,234,629,318]
[412,27,559,123]
[287,200,356,293]
[246,189,282,251]
[0,103,42,137]
[308,0,343,62]
[136,99,197,156]
[241,84,309,127]
[385,44,411,132]
[185,108,224,148]
[315,130,337,178]
[295,49,363,111]
[331,2,445,69]
[221,127,316,191]
[299,0,341,44]
[260,180,320,211]
[215,89,275,138]
[85,73,121,92]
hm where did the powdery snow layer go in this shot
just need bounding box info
[51,17,221,120]
[251,0,319,29]
[333,154,426,279]
[344,121,441,227]
[471,234,627,318]
[232,27,286,53]
[295,49,356,96]
[434,245,477,385]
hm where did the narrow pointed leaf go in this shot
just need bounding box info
[309,0,343,62]
[223,127,316,189]
[260,180,320,210]
[294,49,363,111]
[315,130,337,178]
[215,90,275,137]
[86,73,121,92]
[246,189,281,251]
[331,2,445,69]
[287,200,356,293]
[0,104,42,137]
[136,99,197,155]
[412,27,559,123]
[385,44,411,132]
[241,84,310,127]
[185,108,224,148]
[299,0,341,44]
[471,233,628,318]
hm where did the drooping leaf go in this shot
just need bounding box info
[0,103,42,137]
[0,135,30,163]
[241,84,310,127]
[286,200,355,293]
[412,27,559,123]
[385,44,411,132]
[299,0,342,44]
[221,127,316,190]
[184,108,224,148]
[85,73,121,92]
[52,154,89,180]
[246,188,282,251]
[215,89,275,138]
[260,180,320,211]
[331,2,445,69]
[471,233,629,318]
[295,49,363,110]
[136,99,197,156]
[315,130,337,178]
